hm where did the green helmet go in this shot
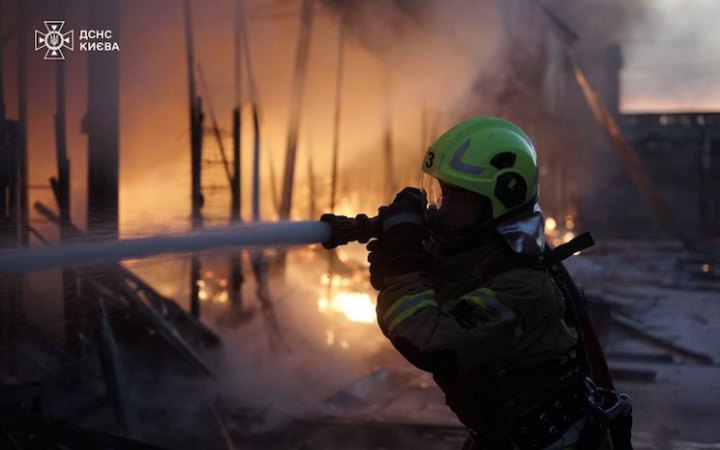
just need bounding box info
[421,116,538,220]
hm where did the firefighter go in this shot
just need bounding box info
[367,117,617,449]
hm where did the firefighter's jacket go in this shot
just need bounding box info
[375,234,581,442]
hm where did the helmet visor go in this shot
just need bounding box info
[420,172,443,210]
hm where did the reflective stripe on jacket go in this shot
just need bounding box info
[375,235,579,442]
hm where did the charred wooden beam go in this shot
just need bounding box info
[50,3,80,350]
[95,297,136,436]
[16,0,29,246]
[34,202,216,376]
[0,20,22,372]
[184,0,204,319]
[611,312,714,365]
[91,265,214,376]
[0,0,50,49]
[325,17,345,308]
[230,105,244,311]
[33,202,219,346]
[250,251,284,350]
[570,57,692,249]
[85,0,120,240]
[121,270,220,348]
[251,103,261,223]
[230,40,244,309]
[329,16,343,215]
[382,68,395,200]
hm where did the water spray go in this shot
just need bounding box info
[0,215,380,273]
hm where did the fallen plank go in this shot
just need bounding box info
[611,312,714,365]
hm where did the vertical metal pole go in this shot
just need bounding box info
[231,108,242,222]
[0,3,22,375]
[269,155,280,217]
[251,103,260,222]
[0,122,22,375]
[16,0,29,246]
[52,0,79,349]
[279,0,314,223]
[184,0,203,318]
[230,107,244,311]
[326,16,344,304]
[86,0,119,240]
[236,0,260,223]
[382,68,395,200]
[307,157,316,220]
[235,0,281,343]
[329,17,343,216]
[0,5,7,246]
[230,0,244,311]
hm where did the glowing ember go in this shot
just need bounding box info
[545,217,557,231]
[325,329,335,346]
[565,215,575,230]
[545,215,579,251]
[196,277,229,304]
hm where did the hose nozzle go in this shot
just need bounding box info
[319,213,381,249]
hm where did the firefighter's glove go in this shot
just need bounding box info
[367,188,430,291]
[379,187,427,234]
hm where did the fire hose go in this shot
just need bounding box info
[0,214,377,273]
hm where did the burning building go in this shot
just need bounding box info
[0,0,719,448]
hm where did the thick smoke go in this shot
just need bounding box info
[621,0,720,111]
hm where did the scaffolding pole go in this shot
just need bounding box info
[184,0,204,318]
[86,0,119,240]
[230,0,245,311]
[50,2,80,348]
[279,0,315,224]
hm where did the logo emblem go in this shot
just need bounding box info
[35,21,74,60]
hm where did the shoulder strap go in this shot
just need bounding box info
[543,234,616,391]
[545,232,595,264]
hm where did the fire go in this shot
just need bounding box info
[317,271,376,324]
[545,217,557,231]
[318,291,376,324]
[196,274,229,304]
[564,215,575,230]
[545,216,578,250]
